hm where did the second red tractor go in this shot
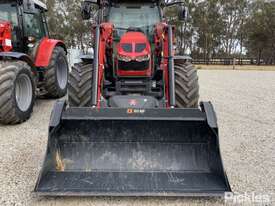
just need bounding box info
[0,0,68,124]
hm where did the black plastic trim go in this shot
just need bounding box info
[0,52,34,67]
[92,26,100,106]
[168,26,175,107]
[49,100,66,131]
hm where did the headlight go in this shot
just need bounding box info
[27,43,35,48]
[117,54,131,62]
[136,54,150,62]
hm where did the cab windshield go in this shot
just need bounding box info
[0,3,18,26]
[108,4,161,37]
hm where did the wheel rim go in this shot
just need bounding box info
[15,73,33,112]
[56,56,68,90]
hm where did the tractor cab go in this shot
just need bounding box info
[0,0,48,54]
[106,3,160,80]
[107,3,161,40]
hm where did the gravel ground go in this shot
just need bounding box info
[0,70,274,206]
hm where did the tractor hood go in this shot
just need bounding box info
[116,31,152,77]
[117,31,151,59]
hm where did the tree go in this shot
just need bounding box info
[164,0,196,55]
[244,0,275,64]
[219,0,248,57]
[43,0,275,64]
[45,0,91,51]
[192,0,224,60]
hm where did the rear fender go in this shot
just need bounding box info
[174,55,192,62]
[0,51,35,68]
[34,37,67,67]
[79,54,94,64]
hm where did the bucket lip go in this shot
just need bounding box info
[33,190,232,197]
[61,107,207,121]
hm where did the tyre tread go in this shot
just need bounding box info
[68,63,93,107]
[174,60,199,108]
[0,61,34,124]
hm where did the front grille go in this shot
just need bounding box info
[135,43,146,52]
[118,60,149,71]
[122,43,132,52]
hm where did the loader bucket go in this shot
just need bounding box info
[34,100,231,196]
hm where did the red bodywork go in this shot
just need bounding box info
[154,22,175,107]
[116,32,151,77]
[0,20,66,68]
[94,22,174,108]
[35,37,66,67]
[0,20,13,52]
[95,23,114,107]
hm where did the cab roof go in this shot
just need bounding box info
[94,0,163,6]
[32,0,47,10]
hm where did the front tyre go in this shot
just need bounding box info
[0,61,35,124]
[44,46,68,98]
[174,57,199,108]
[68,63,93,107]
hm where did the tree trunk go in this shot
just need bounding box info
[257,49,262,65]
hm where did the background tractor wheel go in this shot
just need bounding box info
[174,58,199,108]
[0,61,35,125]
[44,47,68,98]
[68,63,93,107]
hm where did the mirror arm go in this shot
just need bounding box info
[83,0,109,7]
[165,2,185,7]
[84,0,99,6]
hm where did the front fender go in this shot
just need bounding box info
[34,37,67,67]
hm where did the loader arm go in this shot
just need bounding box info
[92,23,114,107]
[154,22,175,107]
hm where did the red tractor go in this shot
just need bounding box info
[35,0,231,197]
[0,0,68,124]
[68,1,198,109]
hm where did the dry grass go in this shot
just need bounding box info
[196,64,275,71]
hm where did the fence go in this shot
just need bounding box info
[66,51,272,67]
[67,48,82,68]
[192,58,265,65]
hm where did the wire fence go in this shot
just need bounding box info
[192,58,268,65]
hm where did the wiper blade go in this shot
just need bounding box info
[114,27,129,31]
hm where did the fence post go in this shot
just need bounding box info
[233,58,236,70]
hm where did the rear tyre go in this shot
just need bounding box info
[44,47,68,98]
[174,58,199,108]
[68,63,93,107]
[0,61,35,124]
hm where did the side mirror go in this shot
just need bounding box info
[178,6,188,21]
[28,36,36,43]
[81,1,93,20]
[23,0,35,13]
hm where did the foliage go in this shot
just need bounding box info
[244,0,275,64]
[44,0,275,62]
[45,0,91,50]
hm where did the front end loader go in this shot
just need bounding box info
[34,0,231,197]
